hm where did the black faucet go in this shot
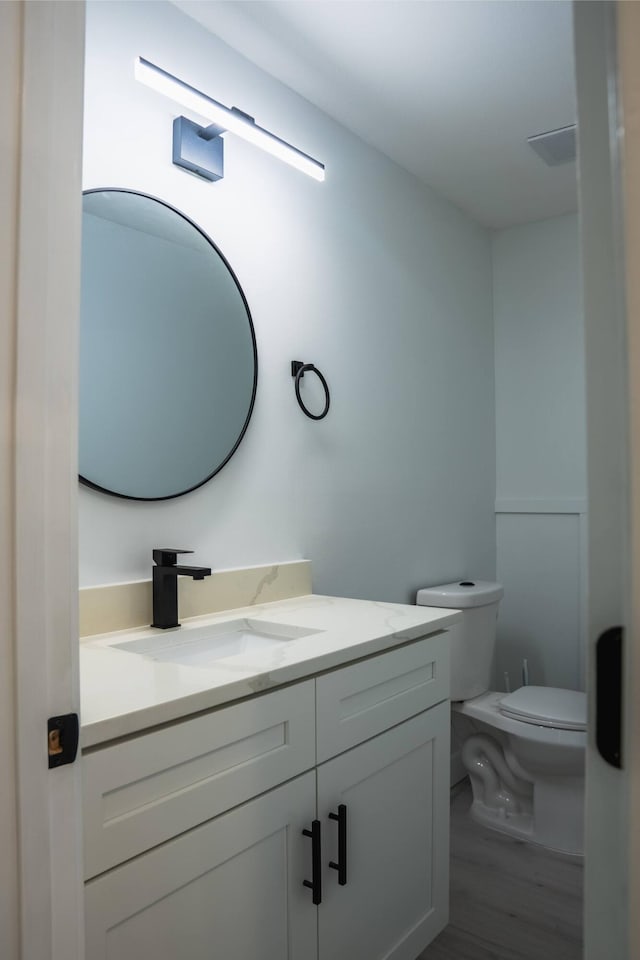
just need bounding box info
[151,549,212,629]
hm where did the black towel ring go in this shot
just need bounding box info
[291,360,330,421]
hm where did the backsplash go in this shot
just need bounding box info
[79,560,312,637]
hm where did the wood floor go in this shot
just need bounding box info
[419,781,583,960]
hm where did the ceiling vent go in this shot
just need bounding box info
[527,124,576,166]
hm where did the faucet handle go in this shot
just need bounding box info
[153,548,194,567]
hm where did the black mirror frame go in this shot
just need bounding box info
[79,187,258,502]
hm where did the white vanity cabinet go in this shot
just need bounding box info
[83,633,450,960]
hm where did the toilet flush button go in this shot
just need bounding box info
[459,581,475,586]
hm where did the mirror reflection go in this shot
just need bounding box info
[79,190,257,500]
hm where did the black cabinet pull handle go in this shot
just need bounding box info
[328,803,347,886]
[302,819,322,904]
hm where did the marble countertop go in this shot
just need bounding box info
[80,593,461,748]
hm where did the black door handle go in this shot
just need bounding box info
[302,819,322,904]
[596,626,623,768]
[328,804,347,886]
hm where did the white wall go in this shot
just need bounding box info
[80,0,496,602]
[493,213,586,690]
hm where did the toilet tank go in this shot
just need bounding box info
[416,580,503,700]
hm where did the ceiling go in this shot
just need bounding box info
[172,0,577,229]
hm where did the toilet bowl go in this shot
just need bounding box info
[416,580,586,856]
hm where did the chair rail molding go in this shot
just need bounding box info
[495,498,588,515]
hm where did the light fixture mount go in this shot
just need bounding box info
[173,117,224,182]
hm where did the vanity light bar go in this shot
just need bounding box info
[135,57,325,182]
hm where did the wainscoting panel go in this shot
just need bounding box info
[495,511,584,692]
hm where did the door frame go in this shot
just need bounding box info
[574,1,639,956]
[0,2,86,959]
[617,3,640,955]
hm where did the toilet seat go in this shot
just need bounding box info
[454,691,586,748]
[498,686,586,731]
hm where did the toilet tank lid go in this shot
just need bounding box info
[416,580,503,608]
[499,686,586,731]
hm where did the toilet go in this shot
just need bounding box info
[416,580,586,857]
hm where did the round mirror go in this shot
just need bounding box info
[79,189,257,500]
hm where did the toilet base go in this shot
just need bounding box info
[468,785,584,857]
[457,713,585,857]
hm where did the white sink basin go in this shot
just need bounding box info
[113,618,322,668]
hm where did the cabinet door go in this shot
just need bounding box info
[85,772,318,960]
[317,702,450,960]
